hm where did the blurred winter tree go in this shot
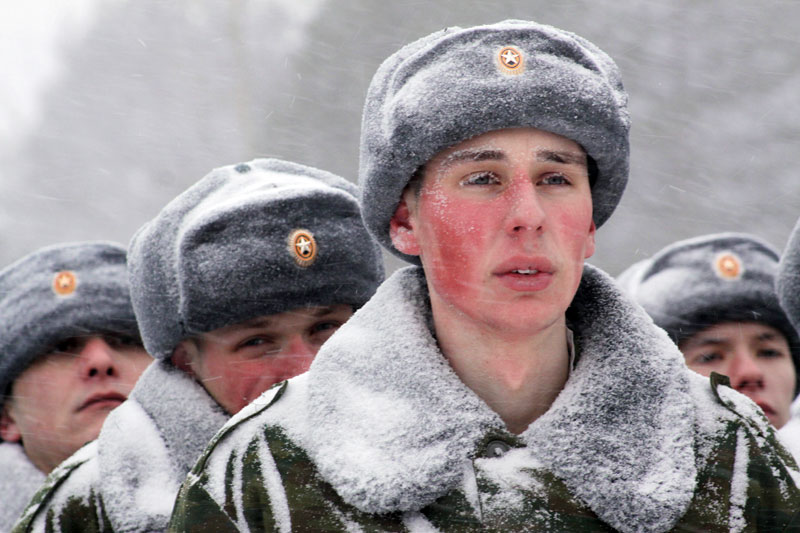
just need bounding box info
[1,0,799,274]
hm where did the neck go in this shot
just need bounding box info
[430,297,570,434]
[25,447,57,475]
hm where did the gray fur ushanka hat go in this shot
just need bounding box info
[359,19,630,263]
[0,242,139,404]
[128,158,384,360]
[618,233,800,391]
[778,216,800,336]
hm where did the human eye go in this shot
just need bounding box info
[757,347,787,359]
[693,351,723,365]
[539,173,570,186]
[103,334,143,349]
[239,336,269,349]
[310,320,344,342]
[238,337,282,359]
[52,338,84,355]
[460,171,501,187]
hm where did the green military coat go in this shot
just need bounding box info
[167,266,800,532]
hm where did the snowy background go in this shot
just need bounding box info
[1,0,799,275]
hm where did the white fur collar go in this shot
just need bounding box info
[300,265,697,532]
[0,442,45,532]
[96,360,229,531]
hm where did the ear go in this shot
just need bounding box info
[583,220,597,260]
[389,195,421,256]
[171,339,199,376]
[0,401,22,443]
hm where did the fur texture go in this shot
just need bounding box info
[95,360,229,531]
[0,442,45,532]
[620,232,800,392]
[359,20,629,263]
[0,242,138,411]
[275,266,700,531]
[778,217,800,333]
[128,158,384,359]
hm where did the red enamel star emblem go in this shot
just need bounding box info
[498,46,524,74]
[288,229,317,267]
[53,270,78,296]
[714,252,742,280]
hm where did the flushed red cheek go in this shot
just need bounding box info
[228,357,313,405]
[419,197,499,300]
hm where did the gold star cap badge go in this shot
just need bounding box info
[52,270,78,296]
[713,252,742,280]
[288,229,317,267]
[497,46,524,75]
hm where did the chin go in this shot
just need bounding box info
[479,306,561,335]
[771,414,789,429]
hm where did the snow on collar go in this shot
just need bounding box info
[525,264,697,532]
[97,359,229,531]
[302,265,697,532]
[0,441,45,531]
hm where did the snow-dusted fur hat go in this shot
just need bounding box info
[128,158,384,360]
[0,242,139,406]
[619,233,800,389]
[778,216,800,339]
[360,19,630,262]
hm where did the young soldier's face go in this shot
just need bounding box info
[0,335,152,473]
[680,321,796,428]
[175,305,353,415]
[391,127,595,336]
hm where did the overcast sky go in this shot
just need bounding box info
[0,1,99,155]
[1,1,799,274]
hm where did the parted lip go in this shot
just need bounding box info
[492,256,555,276]
[78,391,126,412]
[755,401,775,417]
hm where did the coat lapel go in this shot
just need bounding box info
[524,266,696,532]
[302,265,697,532]
[97,360,229,531]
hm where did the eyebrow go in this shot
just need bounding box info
[684,331,784,349]
[236,306,340,330]
[439,149,504,171]
[685,337,725,349]
[680,334,729,351]
[438,148,586,172]
[304,306,340,318]
[536,149,587,166]
[756,331,784,343]
[235,317,273,329]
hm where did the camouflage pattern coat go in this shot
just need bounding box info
[12,360,229,533]
[168,265,800,532]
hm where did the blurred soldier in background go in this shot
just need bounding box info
[13,159,383,532]
[618,233,799,452]
[776,218,800,459]
[0,242,151,531]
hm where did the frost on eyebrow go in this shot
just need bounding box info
[436,144,586,173]
[535,149,587,167]
[438,148,505,172]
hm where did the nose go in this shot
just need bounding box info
[728,351,765,392]
[78,337,118,380]
[504,178,545,235]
